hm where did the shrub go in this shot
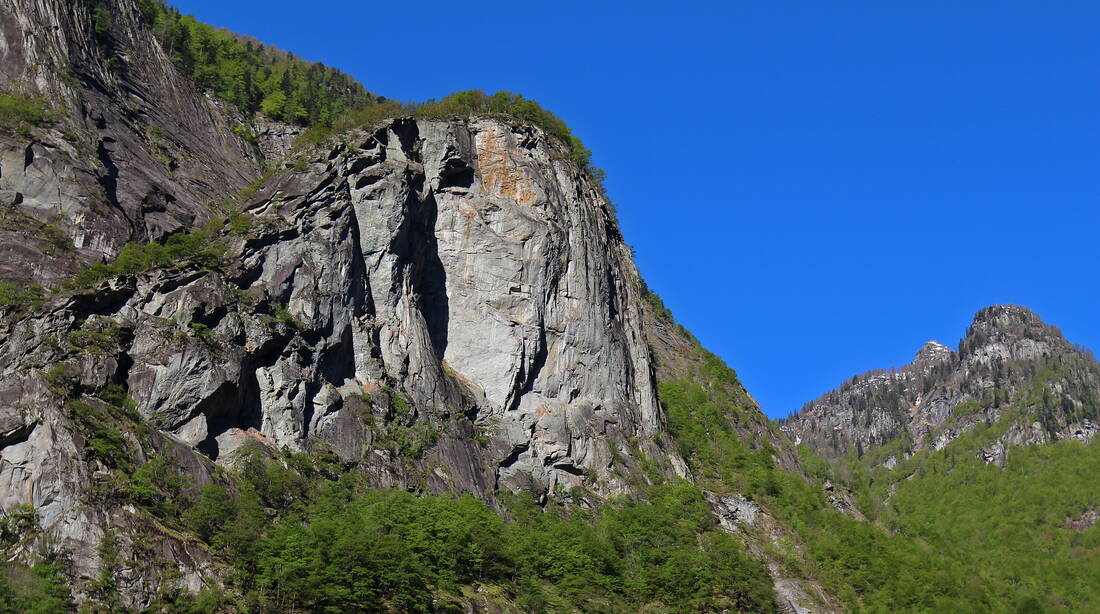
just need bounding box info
[128,455,188,516]
[0,560,73,614]
[65,229,226,290]
[0,282,46,316]
[0,93,58,137]
[416,90,593,166]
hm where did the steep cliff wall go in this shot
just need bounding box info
[0,115,696,604]
[0,2,857,610]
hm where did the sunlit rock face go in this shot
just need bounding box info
[0,115,691,602]
[157,115,676,496]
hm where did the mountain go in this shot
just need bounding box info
[784,305,1100,611]
[0,0,266,289]
[3,1,1097,612]
[784,304,1100,466]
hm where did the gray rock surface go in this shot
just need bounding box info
[0,116,687,604]
[0,0,261,287]
[0,2,843,609]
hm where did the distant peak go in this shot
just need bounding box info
[972,304,1042,326]
[961,304,1069,358]
[914,340,954,363]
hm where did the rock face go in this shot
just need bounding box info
[784,305,1100,465]
[0,0,263,287]
[0,114,688,604]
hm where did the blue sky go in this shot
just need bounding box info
[173,1,1099,418]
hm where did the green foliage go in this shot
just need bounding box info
[654,311,1006,611]
[184,484,235,544]
[0,92,58,137]
[644,289,675,323]
[128,454,189,517]
[291,90,612,206]
[292,99,410,148]
[158,439,778,612]
[188,472,775,613]
[65,322,122,356]
[0,282,46,316]
[661,378,761,491]
[62,385,192,520]
[85,529,121,609]
[416,90,595,166]
[148,586,228,614]
[230,122,256,145]
[44,365,77,397]
[236,167,275,203]
[788,346,1100,612]
[376,421,441,460]
[92,6,112,40]
[0,560,72,614]
[0,507,38,551]
[66,400,132,471]
[137,1,373,126]
[65,229,226,290]
[269,303,303,329]
[226,212,253,236]
[949,398,982,423]
[869,438,1100,612]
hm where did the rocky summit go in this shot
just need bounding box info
[783,304,1100,465]
[1,1,1098,613]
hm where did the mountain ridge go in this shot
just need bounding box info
[785,303,1100,463]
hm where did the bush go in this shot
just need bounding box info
[0,93,58,137]
[66,400,131,471]
[0,282,46,316]
[0,560,72,614]
[184,484,235,543]
[128,455,188,516]
[242,483,775,612]
[416,90,594,165]
[65,229,226,290]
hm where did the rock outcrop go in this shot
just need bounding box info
[0,1,844,609]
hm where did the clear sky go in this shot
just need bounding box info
[172,0,1099,419]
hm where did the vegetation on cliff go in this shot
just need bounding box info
[134,0,373,126]
[0,92,58,137]
[133,0,597,173]
[645,294,1035,612]
[815,402,1100,612]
